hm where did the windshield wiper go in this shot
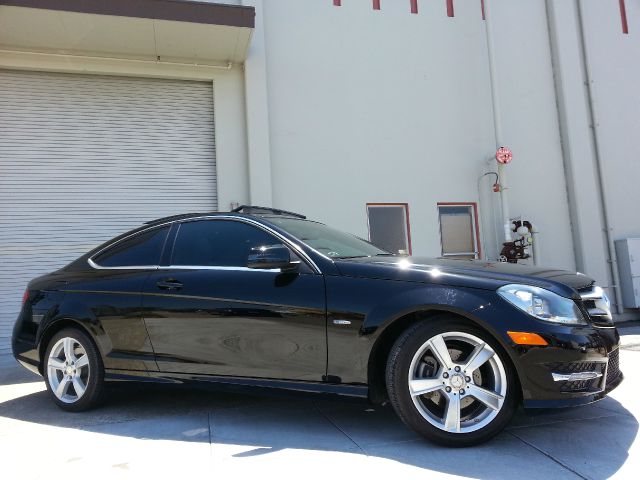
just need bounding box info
[334,255,369,259]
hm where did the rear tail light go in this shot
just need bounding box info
[22,289,29,307]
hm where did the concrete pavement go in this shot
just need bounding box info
[0,326,638,480]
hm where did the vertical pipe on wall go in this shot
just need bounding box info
[619,0,629,34]
[482,0,511,245]
[498,163,513,243]
[575,1,624,314]
[446,0,454,17]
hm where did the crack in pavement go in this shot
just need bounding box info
[507,430,589,480]
[312,401,366,455]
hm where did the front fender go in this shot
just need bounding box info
[326,276,505,384]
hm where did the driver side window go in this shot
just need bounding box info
[171,220,281,267]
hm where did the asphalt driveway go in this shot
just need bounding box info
[1,326,638,480]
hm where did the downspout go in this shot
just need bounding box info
[543,0,581,272]
[575,2,624,314]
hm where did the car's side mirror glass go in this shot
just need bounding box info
[247,244,299,271]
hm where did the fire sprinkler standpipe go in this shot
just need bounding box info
[495,147,514,244]
[497,162,512,243]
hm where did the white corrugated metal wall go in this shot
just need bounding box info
[0,70,218,353]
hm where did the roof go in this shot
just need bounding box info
[143,206,307,226]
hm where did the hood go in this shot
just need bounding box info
[334,256,595,299]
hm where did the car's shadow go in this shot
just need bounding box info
[0,365,637,479]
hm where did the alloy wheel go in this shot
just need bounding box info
[407,331,507,434]
[47,337,90,404]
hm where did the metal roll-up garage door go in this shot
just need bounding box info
[0,70,218,353]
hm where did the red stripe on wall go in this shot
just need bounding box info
[373,0,381,10]
[481,0,485,20]
[410,0,418,14]
[619,0,629,34]
[446,0,454,17]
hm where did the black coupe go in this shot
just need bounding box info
[12,206,622,446]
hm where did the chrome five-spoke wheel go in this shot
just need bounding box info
[408,331,507,434]
[44,328,104,411]
[386,318,517,446]
[47,336,90,403]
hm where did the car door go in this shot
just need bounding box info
[141,218,327,381]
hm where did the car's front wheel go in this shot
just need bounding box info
[386,318,518,446]
[44,328,104,411]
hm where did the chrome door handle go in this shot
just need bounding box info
[156,279,183,291]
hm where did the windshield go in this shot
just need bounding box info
[267,217,390,258]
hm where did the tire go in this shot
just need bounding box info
[385,317,518,447]
[43,328,104,412]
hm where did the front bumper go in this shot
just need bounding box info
[471,289,624,409]
[514,325,623,409]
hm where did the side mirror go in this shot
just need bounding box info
[247,244,299,271]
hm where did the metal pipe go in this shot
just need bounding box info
[531,224,540,266]
[483,1,512,245]
[477,171,500,261]
[575,2,624,314]
[482,0,503,147]
[498,162,512,242]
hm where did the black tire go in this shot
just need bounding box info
[385,317,518,447]
[43,327,104,412]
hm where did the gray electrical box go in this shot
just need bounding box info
[615,238,640,309]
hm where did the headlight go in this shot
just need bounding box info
[497,284,586,325]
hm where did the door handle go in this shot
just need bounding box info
[156,279,183,291]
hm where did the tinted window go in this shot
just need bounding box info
[171,220,279,267]
[94,226,170,267]
[266,217,388,258]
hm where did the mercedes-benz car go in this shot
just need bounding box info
[12,206,622,446]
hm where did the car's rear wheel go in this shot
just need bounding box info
[386,318,518,447]
[44,328,104,411]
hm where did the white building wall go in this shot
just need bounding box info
[483,0,576,271]
[258,0,576,269]
[581,0,640,243]
[262,0,496,258]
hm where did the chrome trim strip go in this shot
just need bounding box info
[87,215,322,274]
[552,371,604,382]
[161,265,282,273]
[88,258,159,271]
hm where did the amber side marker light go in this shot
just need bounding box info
[507,331,548,346]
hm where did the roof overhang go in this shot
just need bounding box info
[0,0,255,66]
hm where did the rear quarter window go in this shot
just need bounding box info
[92,226,170,267]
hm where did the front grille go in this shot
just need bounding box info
[547,361,599,374]
[558,379,598,392]
[606,348,620,385]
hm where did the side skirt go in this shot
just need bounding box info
[104,369,369,398]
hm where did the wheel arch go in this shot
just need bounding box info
[367,307,522,405]
[37,318,104,375]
